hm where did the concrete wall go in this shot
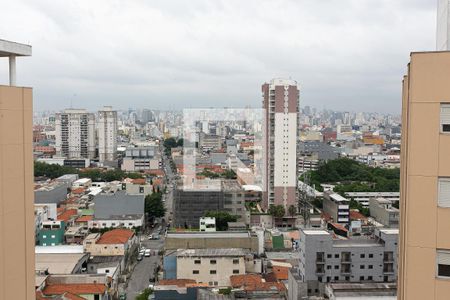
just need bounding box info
[165,236,259,252]
[176,255,245,286]
[0,86,35,300]
[399,52,450,300]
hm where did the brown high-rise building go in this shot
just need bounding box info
[0,40,34,300]
[262,79,299,216]
[399,51,450,300]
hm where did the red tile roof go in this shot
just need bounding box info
[75,215,93,223]
[272,266,289,281]
[230,274,286,292]
[57,209,78,222]
[71,188,85,195]
[43,283,106,296]
[158,279,196,287]
[131,178,146,185]
[97,229,134,244]
[350,210,368,221]
[230,274,263,288]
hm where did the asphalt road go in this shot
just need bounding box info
[125,237,164,299]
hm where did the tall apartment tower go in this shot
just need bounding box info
[262,78,299,213]
[97,106,117,162]
[55,109,96,159]
[0,40,35,299]
[437,0,450,50]
[398,52,450,300]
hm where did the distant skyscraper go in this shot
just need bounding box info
[262,78,299,215]
[55,109,96,159]
[97,106,118,162]
[437,0,450,50]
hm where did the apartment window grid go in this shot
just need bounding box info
[441,103,450,133]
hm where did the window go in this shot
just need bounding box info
[360,254,365,258]
[318,276,322,282]
[210,260,217,264]
[334,265,339,270]
[369,265,373,269]
[210,270,217,274]
[360,265,365,269]
[368,276,373,280]
[369,254,373,258]
[360,276,364,281]
[327,265,331,270]
[335,254,339,259]
[233,269,239,274]
[441,104,450,132]
[193,270,199,274]
[438,178,450,207]
[334,276,339,281]
[194,260,201,264]
[437,250,450,277]
[233,259,239,264]
[327,254,332,259]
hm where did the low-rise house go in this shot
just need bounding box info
[38,220,65,246]
[230,274,286,299]
[65,226,89,244]
[175,248,247,287]
[38,274,111,300]
[369,197,400,228]
[83,229,137,256]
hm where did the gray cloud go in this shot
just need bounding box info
[0,0,436,113]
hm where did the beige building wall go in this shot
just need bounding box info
[0,85,35,300]
[399,51,450,300]
[176,256,245,287]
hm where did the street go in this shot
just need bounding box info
[125,237,164,299]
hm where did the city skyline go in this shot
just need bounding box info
[0,0,435,114]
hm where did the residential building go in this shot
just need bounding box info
[97,106,118,162]
[297,228,398,298]
[323,192,350,224]
[83,229,137,256]
[165,231,259,253]
[198,132,222,150]
[262,78,299,212]
[345,192,400,208]
[122,178,152,196]
[369,198,399,228]
[175,248,247,287]
[0,39,35,300]
[324,283,397,300]
[37,274,111,299]
[121,146,161,171]
[35,252,89,275]
[55,109,96,159]
[173,180,246,228]
[398,51,450,299]
[38,220,65,246]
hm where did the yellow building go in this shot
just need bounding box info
[399,51,450,300]
[0,39,34,300]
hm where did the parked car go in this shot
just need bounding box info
[137,254,143,261]
[144,249,151,257]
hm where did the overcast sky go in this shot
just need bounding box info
[0,0,436,113]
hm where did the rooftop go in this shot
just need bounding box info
[97,228,134,244]
[43,283,106,296]
[0,39,32,56]
[167,231,250,239]
[35,253,89,274]
[176,248,247,257]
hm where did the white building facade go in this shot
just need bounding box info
[438,0,450,50]
[97,106,118,162]
[55,109,96,159]
[262,78,300,212]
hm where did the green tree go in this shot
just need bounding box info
[135,288,153,300]
[145,192,166,219]
[164,137,178,149]
[205,211,238,231]
[288,205,297,217]
[268,205,285,218]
